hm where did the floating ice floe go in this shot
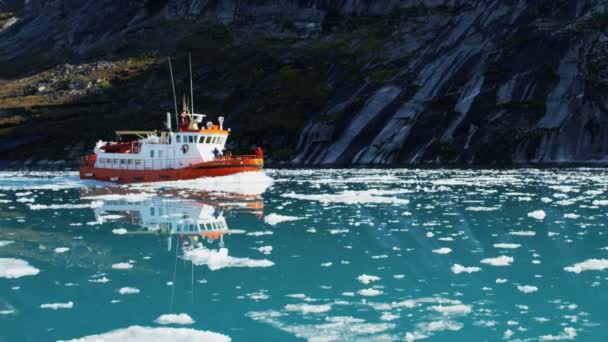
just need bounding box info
[58,326,230,342]
[183,247,273,271]
[493,243,521,249]
[432,248,452,254]
[40,302,73,310]
[81,193,157,202]
[88,277,110,283]
[282,190,410,205]
[112,228,128,235]
[28,201,104,210]
[451,264,481,274]
[54,247,70,253]
[480,256,514,267]
[284,303,331,314]
[0,258,40,278]
[154,313,195,325]
[263,214,303,225]
[563,259,608,273]
[357,274,381,285]
[527,210,546,220]
[465,206,501,212]
[592,200,608,206]
[329,229,349,234]
[563,213,580,219]
[111,262,133,270]
[516,285,538,294]
[539,327,577,341]
[358,288,383,296]
[510,231,536,236]
[257,246,272,255]
[118,287,140,295]
[0,240,14,247]
[246,231,273,236]
[496,278,508,283]
[429,304,472,315]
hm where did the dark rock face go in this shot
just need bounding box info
[1,0,608,165]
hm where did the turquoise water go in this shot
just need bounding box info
[1,168,607,341]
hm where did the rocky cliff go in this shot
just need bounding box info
[1,0,607,166]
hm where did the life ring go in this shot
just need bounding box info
[182,144,189,154]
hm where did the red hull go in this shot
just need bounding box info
[79,155,263,183]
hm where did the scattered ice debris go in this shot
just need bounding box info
[320,262,332,267]
[111,262,133,270]
[118,287,140,295]
[539,327,577,341]
[154,313,195,325]
[393,274,405,279]
[426,232,434,238]
[592,200,608,206]
[496,278,508,283]
[88,277,110,283]
[527,210,546,220]
[263,214,303,225]
[357,274,381,285]
[112,228,128,235]
[564,259,608,273]
[54,247,70,254]
[0,241,14,247]
[40,302,73,310]
[0,258,40,278]
[432,248,452,254]
[380,312,400,321]
[284,304,331,314]
[28,201,103,210]
[282,190,410,205]
[358,288,383,296]
[510,231,536,236]
[429,304,472,315]
[57,326,230,342]
[493,243,521,249]
[480,256,514,267]
[329,229,350,235]
[563,213,580,219]
[516,285,538,294]
[451,264,481,274]
[246,231,273,236]
[503,329,514,339]
[257,246,272,255]
[466,206,501,211]
[183,247,273,271]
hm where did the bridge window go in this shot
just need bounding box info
[199,136,205,143]
[176,135,181,143]
[113,159,118,164]
[188,136,194,143]
[205,136,211,144]
[158,150,162,158]
[150,150,154,158]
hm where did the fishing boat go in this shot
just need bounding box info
[80,57,263,184]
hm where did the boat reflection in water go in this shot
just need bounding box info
[85,187,271,271]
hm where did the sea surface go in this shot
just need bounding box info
[0,168,607,341]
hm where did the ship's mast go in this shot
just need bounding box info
[167,57,179,131]
[189,53,195,116]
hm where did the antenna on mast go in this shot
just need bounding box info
[189,53,194,115]
[167,57,179,131]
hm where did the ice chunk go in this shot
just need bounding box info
[112,262,133,270]
[118,287,140,295]
[58,326,230,342]
[432,248,452,254]
[0,258,40,278]
[154,313,195,325]
[564,259,608,273]
[451,264,481,274]
[112,228,128,235]
[357,274,381,285]
[264,214,303,225]
[480,256,513,267]
[358,288,383,296]
[510,231,536,236]
[493,243,521,249]
[257,246,272,255]
[54,247,70,253]
[429,304,471,315]
[284,303,331,314]
[40,302,73,310]
[0,241,14,247]
[527,210,546,220]
[516,285,538,294]
[183,247,273,271]
[539,327,577,341]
